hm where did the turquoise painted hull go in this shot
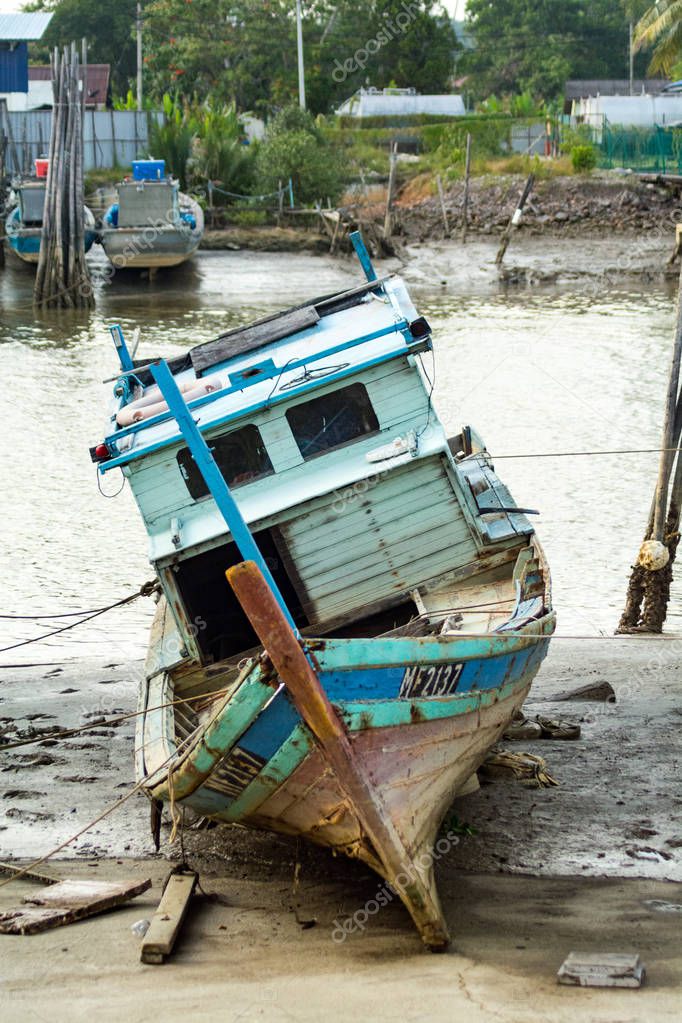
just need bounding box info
[5,206,96,265]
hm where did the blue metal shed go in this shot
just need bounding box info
[0,13,53,95]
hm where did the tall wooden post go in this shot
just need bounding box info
[495,173,535,266]
[384,142,397,239]
[618,262,682,632]
[436,175,449,238]
[461,132,471,243]
[34,45,94,308]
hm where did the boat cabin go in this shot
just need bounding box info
[14,180,45,225]
[94,271,534,671]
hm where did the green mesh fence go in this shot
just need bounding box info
[594,122,682,173]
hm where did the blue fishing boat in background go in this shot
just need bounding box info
[90,234,554,949]
[99,160,204,270]
[6,163,96,265]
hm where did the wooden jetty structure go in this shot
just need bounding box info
[90,233,554,948]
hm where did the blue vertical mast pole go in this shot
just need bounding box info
[150,359,299,635]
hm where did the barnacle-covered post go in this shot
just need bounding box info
[618,265,682,632]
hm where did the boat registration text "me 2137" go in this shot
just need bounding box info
[399,663,464,699]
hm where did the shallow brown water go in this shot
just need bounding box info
[0,246,679,661]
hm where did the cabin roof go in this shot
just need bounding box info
[189,276,395,374]
[102,275,426,472]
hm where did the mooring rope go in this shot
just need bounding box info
[0,581,158,654]
[0,684,231,752]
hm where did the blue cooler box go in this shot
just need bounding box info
[132,160,166,181]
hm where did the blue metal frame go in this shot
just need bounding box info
[100,342,424,473]
[150,359,298,632]
[109,325,135,373]
[350,231,377,282]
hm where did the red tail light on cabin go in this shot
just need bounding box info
[91,443,111,463]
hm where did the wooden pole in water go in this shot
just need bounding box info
[495,173,535,266]
[461,132,471,244]
[34,45,93,308]
[618,263,682,632]
[383,141,397,239]
[436,174,449,238]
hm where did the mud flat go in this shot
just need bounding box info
[0,638,681,1018]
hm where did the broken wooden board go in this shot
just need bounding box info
[140,871,197,964]
[0,861,59,885]
[0,877,151,935]
[557,952,645,988]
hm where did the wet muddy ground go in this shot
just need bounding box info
[1,639,679,881]
[1,640,681,1020]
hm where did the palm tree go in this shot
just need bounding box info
[635,0,682,73]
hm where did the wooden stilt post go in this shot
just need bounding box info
[436,175,449,238]
[618,263,682,632]
[495,173,535,266]
[383,141,397,239]
[34,45,93,308]
[461,132,471,244]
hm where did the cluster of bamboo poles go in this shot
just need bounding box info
[34,45,93,309]
[618,264,682,633]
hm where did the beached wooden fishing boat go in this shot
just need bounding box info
[91,235,554,949]
[99,160,204,270]
[6,171,96,265]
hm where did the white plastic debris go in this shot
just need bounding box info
[557,952,645,988]
[131,918,151,937]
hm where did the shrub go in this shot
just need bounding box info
[256,104,345,205]
[147,94,196,189]
[571,145,597,172]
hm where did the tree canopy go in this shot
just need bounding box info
[27,0,138,95]
[141,0,457,114]
[461,0,650,101]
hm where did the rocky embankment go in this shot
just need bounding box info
[397,174,681,242]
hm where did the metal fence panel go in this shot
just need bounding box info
[3,109,162,175]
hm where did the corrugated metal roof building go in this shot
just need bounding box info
[0,12,53,95]
[336,87,465,119]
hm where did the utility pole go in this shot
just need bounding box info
[629,22,634,97]
[296,0,306,109]
[136,2,143,110]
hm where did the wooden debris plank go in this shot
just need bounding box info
[0,878,151,935]
[0,861,60,886]
[140,872,198,964]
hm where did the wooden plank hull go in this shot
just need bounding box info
[140,610,553,949]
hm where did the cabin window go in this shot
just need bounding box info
[286,383,379,460]
[177,424,273,500]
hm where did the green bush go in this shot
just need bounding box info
[256,105,345,205]
[571,145,597,172]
